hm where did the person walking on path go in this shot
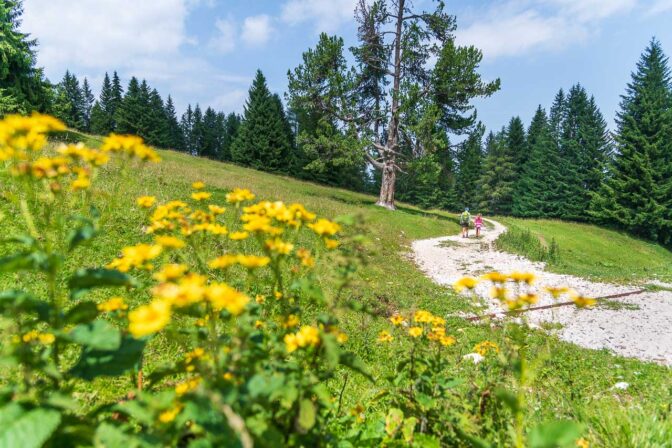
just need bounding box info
[459,208,471,238]
[474,213,483,238]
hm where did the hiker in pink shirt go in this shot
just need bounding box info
[474,214,483,238]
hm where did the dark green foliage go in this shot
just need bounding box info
[164,95,184,150]
[478,131,515,214]
[221,112,241,161]
[90,73,116,134]
[506,116,527,177]
[81,78,94,131]
[180,104,194,154]
[590,39,672,245]
[495,226,560,264]
[191,104,204,155]
[231,70,294,172]
[513,107,566,217]
[201,107,222,159]
[0,0,51,115]
[455,123,484,210]
[53,71,86,130]
[115,77,142,135]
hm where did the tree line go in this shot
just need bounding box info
[2,0,671,245]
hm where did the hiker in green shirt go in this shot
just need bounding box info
[460,208,471,238]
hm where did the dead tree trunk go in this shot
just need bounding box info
[376,159,397,209]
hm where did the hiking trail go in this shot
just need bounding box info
[411,219,672,366]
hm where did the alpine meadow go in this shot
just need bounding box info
[1,1,672,447]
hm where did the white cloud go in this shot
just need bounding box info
[212,89,248,112]
[241,15,274,46]
[456,0,636,60]
[647,0,672,14]
[210,17,237,53]
[281,0,357,33]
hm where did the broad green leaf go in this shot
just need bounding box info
[65,301,99,324]
[339,352,374,382]
[402,417,417,443]
[495,388,520,413]
[0,407,61,448]
[94,423,143,448]
[68,268,136,299]
[67,209,99,251]
[384,408,404,437]
[70,336,145,380]
[0,251,58,274]
[68,320,121,351]
[0,290,52,321]
[529,421,583,448]
[297,399,316,432]
[413,433,441,448]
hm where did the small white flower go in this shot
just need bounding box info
[463,353,484,364]
[612,382,629,390]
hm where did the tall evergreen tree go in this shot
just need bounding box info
[221,112,241,161]
[0,0,51,114]
[513,106,566,217]
[180,104,194,154]
[231,70,293,172]
[146,88,168,147]
[92,72,116,134]
[191,104,204,155]
[201,107,221,159]
[53,71,86,129]
[477,130,516,214]
[115,77,142,135]
[455,123,485,210]
[164,95,184,150]
[89,101,107,135]
[590,39,672,244]
[506,116,527,176]
[110,71,123,129]
[81,78,94,131]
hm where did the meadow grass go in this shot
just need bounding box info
[1,147,671,445]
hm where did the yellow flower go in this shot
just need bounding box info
[481,272,508,283]
[175,377,201,396]
[284,325,320,353]
[153,263,188,282]
[192,181,205,189]
[108,243,163,272]
[413,310,434,323]
[71,175,91,191]
[205,283,249,315]
[571,292,596,308]
[97,297,128,312]
[22,330,56,345]
[255,320,265,329]
[408,327,423,338]
[155,235,186,249]
[336,332,348,344]
[236,255,271,269]
[283,314,300,328]
[490,286,510,302]
[474,341,500,356]
[208,204,226,215]
[545,286,570,299]
[128,299,172,338]
[308,218,341,236]
[101,133,160,162]
[274,291,283,300]
[508,271,536,284]
[226,188,255,204]
[208,254,238,269]
[229,231,249,240]
[185,347,206,364]
[191,191,212,201]
[576,438,590,448]
[324,238,340,249]
[255,294,266,304]
[136,196,157,208]
[453,276,479,292]
[159,404,183,423]
[377,330,394,343]
[389,314,405,326]
[518,293,539,306]
[38,333,56,344]
[439,335,456,347]
[296,248,315,267]
[265,238,294,255]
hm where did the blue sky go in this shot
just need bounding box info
[21,0,672,133]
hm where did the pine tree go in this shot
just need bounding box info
[506,116,527,177]
[201,107,221,159]
[191,105,204,155]
[180,104,194,154]
[164,95,184,150]
[477,130,516,214]
[513,106,566,217]
[89,101,107,135]
[93,72,116,134]
[115,77,142,135]
[590,39,672,245]
[221,112,241,161]
[231,70,293,172]
[53,71,86,130]
[81,78,94,131]
[111,71,123,130]
[455,123,484,210]
[145,88,168,147]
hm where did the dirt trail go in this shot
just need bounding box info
[411,219,672,366]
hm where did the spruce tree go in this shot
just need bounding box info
[111,71,123,129]
[231,70,293,172]
[590,39,672,244]
[115,77,142,135]
[180,104,194,154]
[191,105,204,155]
[146,88,168,147]
[53,71,86,130]
[221,112,241,161]
[164,95,184,150]
[89,101,107,135]
[201,107,221,159]
[477,130,516,214]
[81,78,94,131]
[94,72,116,133]
[506,116,528,177]
[455,123,484,210]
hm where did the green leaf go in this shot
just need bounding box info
[94,423,143,448]
[401,417,417,443]
[495,389,520,413]
[70,335,145,380]
[0,251,58,274]
[67,209,99,251]
[529,421,583,448]
[0,290,52,321]
[68,319,121,350]
[0,407,61,448]
[65,301,99,324]
[384,408,404,437]
[297,399,316,432]
[68,268,136,299]
[339,352,373,382]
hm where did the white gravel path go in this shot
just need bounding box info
[411,219,672,366]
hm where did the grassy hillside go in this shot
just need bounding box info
[496,217,672,283]
[2,143,672,445]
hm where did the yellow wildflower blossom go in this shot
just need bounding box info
[324,238,340,249]
[453,276,479,292]
[97,297,128,312]
[191,191,212,201]
[439,335,456,347]
[153,263,188,282]
[205,283,249,315]
[175,377,201,396]
[508,271,536,284]
[283,314,300,328]
[136,196,157,208]
[413,310,434,323]
[128,299,171,338]
[308,218,341,236]
[265,238,294,255]
[108,243,163,272]
[545,286,570,299]
[155,235,186,249]
[226,188,255,204]
[389,314,405,326]
[159,404,183,423]
[474,341,500,356]
[208,204,226,215]
[408,327,423,338]
[192,181,205,189]
[571,292,596,308]
[229,231,249,240]
[377,330,394,343]
[481,272,508,283]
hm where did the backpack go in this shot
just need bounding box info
[460,212,470,225]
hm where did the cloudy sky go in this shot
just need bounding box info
[20,0,672,132]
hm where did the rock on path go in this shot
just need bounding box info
[411,219,672,366]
